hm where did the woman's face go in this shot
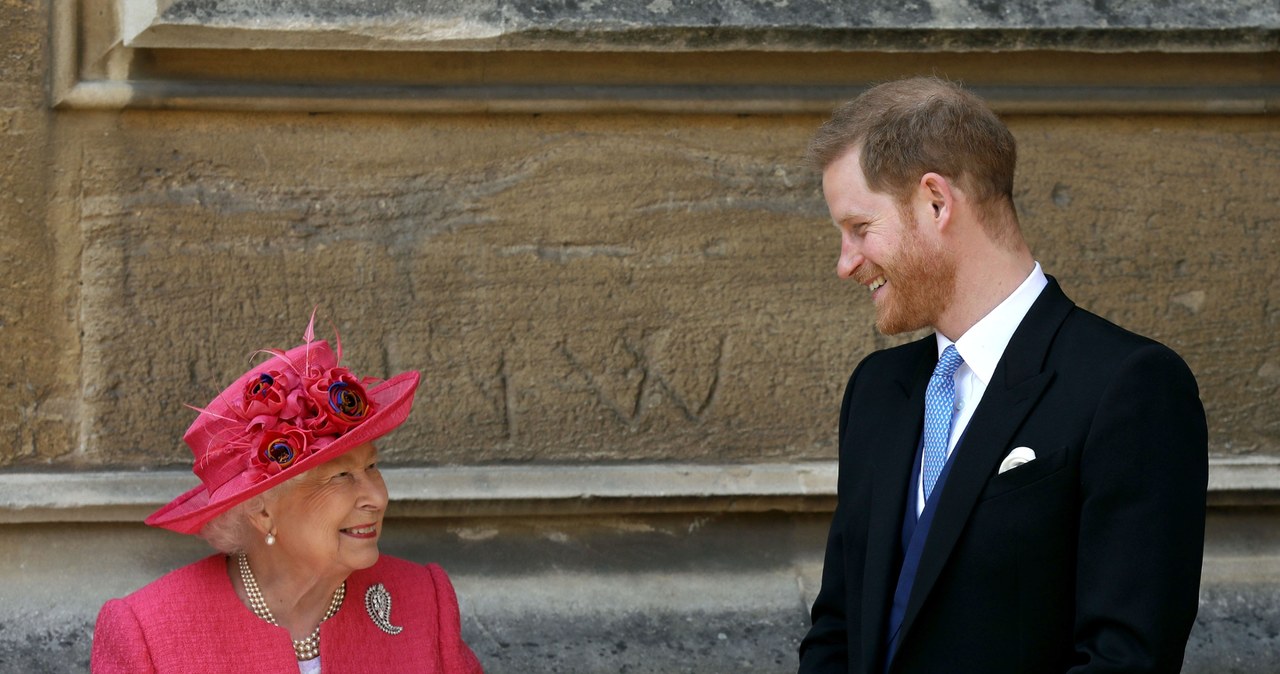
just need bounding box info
[266,442,388,579]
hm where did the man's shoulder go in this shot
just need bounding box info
[1022,278,1192,373]
[1054,303,1187,369]
[857,335,934,373]
[837,336,934,404]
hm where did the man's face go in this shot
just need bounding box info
[822,149,956,335]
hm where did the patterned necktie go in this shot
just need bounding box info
[922,345,965,502]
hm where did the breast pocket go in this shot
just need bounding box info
[978,446,1069,502]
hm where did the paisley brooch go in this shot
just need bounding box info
[365,583,404,635]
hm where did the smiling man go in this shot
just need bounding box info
[798,77,1208,674]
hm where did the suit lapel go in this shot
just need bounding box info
[893,279,1076,656]
[858,339,934,674]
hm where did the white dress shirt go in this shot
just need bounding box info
[916,262,1049,516]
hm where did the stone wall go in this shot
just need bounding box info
[10,112,1278,469]
[3,0,1279,671]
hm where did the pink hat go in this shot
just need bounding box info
[147,318,420,535]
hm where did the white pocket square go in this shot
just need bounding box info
[998,446,1037,475]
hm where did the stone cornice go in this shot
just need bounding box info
[52,1,1280,113]
[1,458,1275,523]
[121,0,1280,53]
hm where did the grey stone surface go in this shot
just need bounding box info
[129,0,1280,51]
[1184,584,1280,674]
[8,591,1279,673]
[466,610,808,673]
[3,510,1280,672]
[0,620,90,674]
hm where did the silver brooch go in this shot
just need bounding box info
[365,583,404,635]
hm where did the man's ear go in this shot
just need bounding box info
[918,172,955,232]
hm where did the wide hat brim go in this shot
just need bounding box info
[145,370,419,535]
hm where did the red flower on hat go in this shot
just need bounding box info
[304,368,374,434]
[254,426,312,478]
[242,367,302,430]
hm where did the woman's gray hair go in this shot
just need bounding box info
[198,479,295,553]
[199,494,267,554]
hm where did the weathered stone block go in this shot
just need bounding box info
[64,113,849,467]
[31,112,1272,468]
[1013,117,1280,456]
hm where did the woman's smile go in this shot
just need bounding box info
[340,523,379,539]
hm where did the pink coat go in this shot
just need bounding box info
[91,554,484,673]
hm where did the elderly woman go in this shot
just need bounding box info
[91,319,483,673]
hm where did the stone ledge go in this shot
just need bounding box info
[1,458,1276,523]
[52,81,1280,115]
[1204,457,1280,506]
[0,462,839,523]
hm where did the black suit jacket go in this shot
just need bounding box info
[799,279,1208,674]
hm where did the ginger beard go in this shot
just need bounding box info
[863,206,957,335]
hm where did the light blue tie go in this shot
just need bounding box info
[922,345,964,502]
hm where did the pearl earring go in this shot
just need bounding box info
[265,532,276,546]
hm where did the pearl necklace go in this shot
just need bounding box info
[236,553,346,661]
